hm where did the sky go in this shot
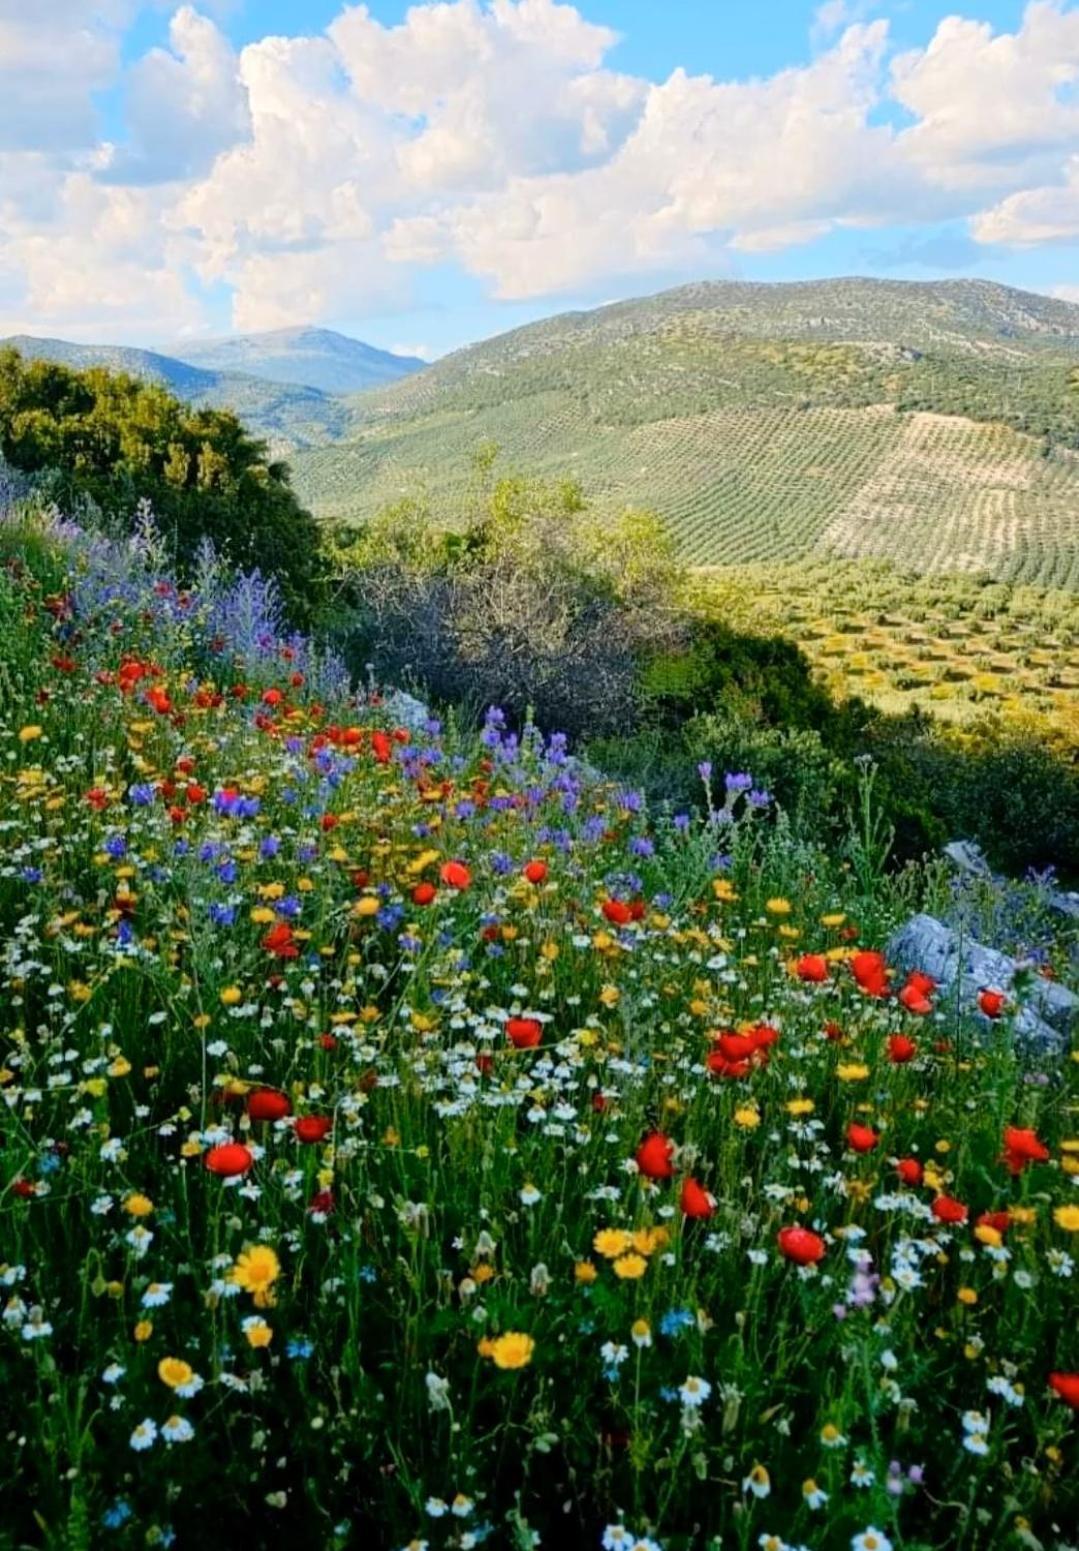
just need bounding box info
[2,0,1079,358]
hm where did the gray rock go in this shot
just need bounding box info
[886,913,1075,1053]
[943,839,992,877]
[380,689,431,731]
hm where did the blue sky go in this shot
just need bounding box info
[3,0,1078,353]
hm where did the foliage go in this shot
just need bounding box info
[329,470,686,737]
[0,348,325,620]
[0,512,1077,1551]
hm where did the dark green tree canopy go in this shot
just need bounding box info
[0,347,322,619]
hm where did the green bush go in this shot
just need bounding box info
[0,349,323,621]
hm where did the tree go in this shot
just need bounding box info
[0,349,323,621]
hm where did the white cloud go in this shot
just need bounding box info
[105,7,250,183]
[892,3,1079,192]
[3,0,1079,338]
[972,155,1079,244]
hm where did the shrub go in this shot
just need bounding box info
[0,348,323,620]
[331,473,686,737]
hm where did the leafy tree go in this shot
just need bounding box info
[0,348,323,620]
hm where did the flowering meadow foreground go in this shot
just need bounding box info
[0,510,1077,1551]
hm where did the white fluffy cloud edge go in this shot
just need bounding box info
[1,0,1078,339]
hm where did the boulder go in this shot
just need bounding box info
[886,913,1075,1054]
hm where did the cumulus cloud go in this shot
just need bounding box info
[972,156,1079,245]
[2,0,1079,337]
[104,7,251,184]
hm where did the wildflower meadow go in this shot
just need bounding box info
[1,506,1077,1551]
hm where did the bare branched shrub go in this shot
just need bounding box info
[331,470,687,737]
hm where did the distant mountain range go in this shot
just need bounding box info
[165,326,426,395]
[0,328,424,451]
[5,280,1079,588]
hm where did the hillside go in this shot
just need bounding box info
[168,325,424,394]
[290,278,1079,588]
[0,333,351,451]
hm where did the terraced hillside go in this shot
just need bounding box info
[291,278,1079,587]
[696,560,1079,734]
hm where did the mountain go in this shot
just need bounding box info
[0,334,351,451]
[289,278,1079,589]
[168,327,425,395]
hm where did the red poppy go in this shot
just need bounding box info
[308,1189,335,1215]
[294,1115,333,1145]
[11,1178,36,1198]
[895,1157,923,1186]
[506,1016,542,1050]
[1049,1372,1079,1409]
[204,1142,253,1177]
[931,1194,968,1225]
[977,1210,1012,1235]
[978,988,1007,1019]
[796,954,829,983]
[851,950,889,996]
[475,1053,494,1076]
[898,977,934,1016]
[636,1132,675,1180]
[680,1177,716,1219]
[523,859,548,884]
[823,1020,845,1043]
[717,1031,757,1063]
[261,688,284,707]
[247,1088,291,1123]
[412,882,437,906]
[440,860,471,890]
[85,787,110,810]
[318,1033,338,1051]
[777,1225,826,1265]
[602,898,632,926]
[262,922,298,959]
[888,1033,917,1064]
[846,1123,880,1153]
[1001,1126,1049,1175]
[371,730,392,764]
